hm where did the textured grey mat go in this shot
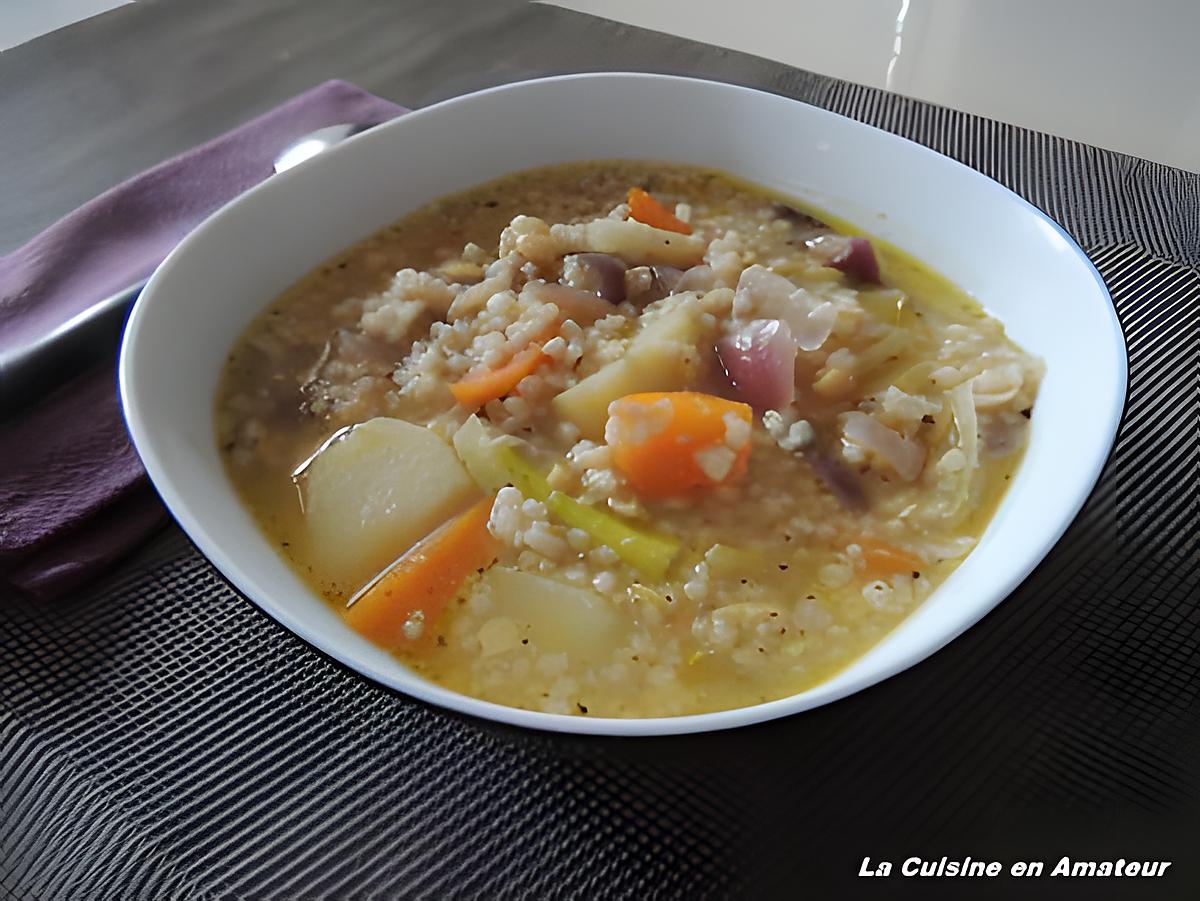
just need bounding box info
[2,2,1197,898]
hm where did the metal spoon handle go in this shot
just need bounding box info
[0,281,143,413]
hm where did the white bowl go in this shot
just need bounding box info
[120,73,1126,736]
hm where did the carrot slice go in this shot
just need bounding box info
[857,537,924,579]
[449,321,559,408]
[606,391,752,498]
[450,345,551,408]
[627,187,693,235]
[344,497,497,649]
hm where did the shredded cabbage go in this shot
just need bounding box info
[946,380,979,516]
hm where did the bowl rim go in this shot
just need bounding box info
[119,71,1128,736]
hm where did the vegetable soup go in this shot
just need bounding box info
[217,161,1042,717]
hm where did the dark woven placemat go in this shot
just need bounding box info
[2,3,1197,899]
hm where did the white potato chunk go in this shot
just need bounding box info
[552,299,705,438]
[301,417,480,594]
[451,414,505,493]
[482,568,623,665]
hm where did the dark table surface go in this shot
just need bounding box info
[2,2,1198,899]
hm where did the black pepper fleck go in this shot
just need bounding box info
[1020,407,1032,419]
[577,703,589,714]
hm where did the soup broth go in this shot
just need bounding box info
[217,161,1041,717]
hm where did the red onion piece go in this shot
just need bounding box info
[806,451,868,511]
[564,253,627,302]
[650,265,683,296]
[842,411,925,481]
[791,295,837,351]
[524,281,616,325]
[733,267,837,352]
[676,264,717,293]
[716,319,796,410]
[734,265,796,315]
[828,237,880,283]
[623,264,685,304]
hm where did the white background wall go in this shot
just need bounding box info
[4,0,1195,172]
[549,0,1200,173]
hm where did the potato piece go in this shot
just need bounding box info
[300,417,480,594]
[451,414,524,493]
[551,359,644,440]
[482,568,623,665]
[553,300,705,438]
[550,218,706,268]
[704,543,768,580]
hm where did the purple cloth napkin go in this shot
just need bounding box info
[0,80,406,601]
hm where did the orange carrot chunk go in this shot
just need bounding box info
[606,391,752,499]
[450,344,551,408]
[449,320,560,409]
[627,187,693,235]
[857,537,924,579]
[344,497,497,649]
